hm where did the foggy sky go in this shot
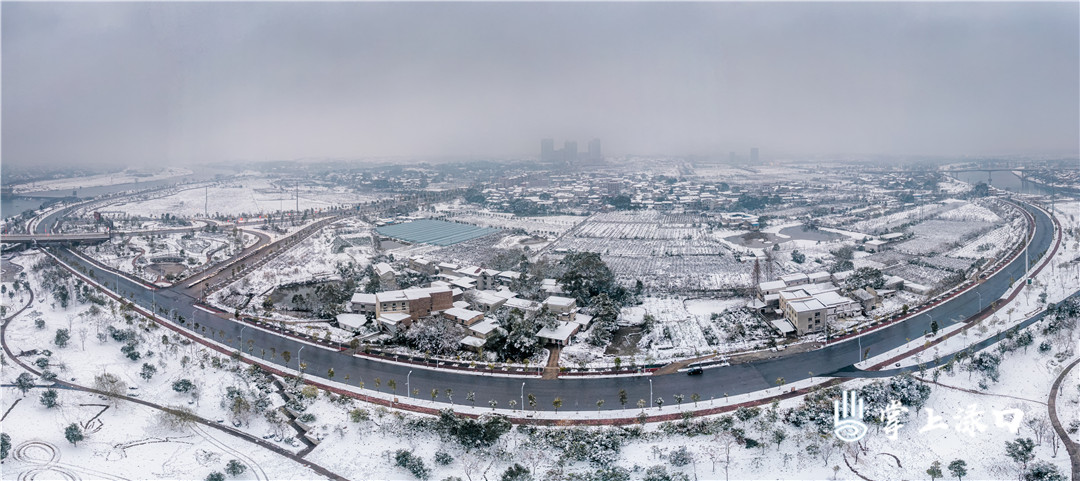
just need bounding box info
[3,2,1078,167]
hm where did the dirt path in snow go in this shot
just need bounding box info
[1046,357,1080,481]
[912,375,1047,406]
[542,346,562,380]
[0,282,347,481]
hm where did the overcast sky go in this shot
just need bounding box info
[3,2,1077,167]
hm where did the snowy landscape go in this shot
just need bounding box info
[3,3,1078,480]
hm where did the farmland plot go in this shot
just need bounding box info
[548,211,746,292]
[893,219,993,256]
[847,202,960,234]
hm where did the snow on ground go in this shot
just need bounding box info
[3,196,1077,481]
[435,203,587,236]
[548,211,748,292]
[78,230,256,284]
[0,388,322,481]
[210,217,374,312]
[565,296,777,366]
[103,177,377,218]
[1,251,322,459]
[11,167,193,194]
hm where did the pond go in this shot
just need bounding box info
[605,325,644,356]
[269,280,343,310]
[727,224,844,247]
[776,225,845,242]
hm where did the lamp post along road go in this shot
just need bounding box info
[649,379,653,408]
[520,382,525,412]
[298,345,305,372]
[407,370,412,398]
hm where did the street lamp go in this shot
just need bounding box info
[520,382,525,412]
[240,325,248,352]
[976,291,983,313]
[297,346,305,372]
[406,371,413,398]
[649,379,653,408]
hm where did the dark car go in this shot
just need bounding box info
[686,367,704,376]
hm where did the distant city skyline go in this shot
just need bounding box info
[2,2,1077,168]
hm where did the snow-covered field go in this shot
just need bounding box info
[11,167,193,194]
[1,194,1077,481]
[0,389,322,481]
[78,230,257,284]
[210,217,375,312]
[0,251,333,480]
[102,177,378,218]
[435,203,586,236]
[548,211,749,292]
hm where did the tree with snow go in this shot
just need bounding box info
[40,389,59,408]
[557,252,626,305]
[1005,438,1035,473]
[405,318,467,356]
[205,472,225,481]
[845,267,885,291]
[791,250,806,264]
[1022,461,1066,481]
[0,433,10,461]
[64,423,84,446]
[14,373,34,395]
[54,328,70,348]
[140,363,157,381]
[499,463,531,481]
[947,459,968,481]
[927,460,943,480]
[225,459,247,477]
[172,378,195,393]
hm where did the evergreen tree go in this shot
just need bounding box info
[0,433,10,461]
[54,328,70,348]
[14,373,35,395]
[225,459,247,477]
[947,459,967,481]
[40,389,59,408]
[64,423,84,446]
[1004,438,1035,472]
[927,460,943,480]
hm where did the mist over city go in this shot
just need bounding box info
[1,2,1078,481]
[3,1,1078,170]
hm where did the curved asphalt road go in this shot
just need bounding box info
[49,200,1056,413]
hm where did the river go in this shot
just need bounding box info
[951,170,1056,196]
[2,171,223,219]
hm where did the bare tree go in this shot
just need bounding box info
[1025,415,1050,445]
[77,327,89,350]
[92,372,127,405]
[819,439,841,467]
[518,443,550,475]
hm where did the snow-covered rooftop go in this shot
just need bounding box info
[536,321,577,343]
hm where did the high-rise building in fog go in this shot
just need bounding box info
[563,141,578,163]
[540,138,555,162]
[587,138,602,161]
[750,147,759,164]
[729,151,737,164]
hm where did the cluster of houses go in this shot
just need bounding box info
[753,271,901,336]
[336,256,594,352]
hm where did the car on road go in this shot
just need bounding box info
[686,366,703,375]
